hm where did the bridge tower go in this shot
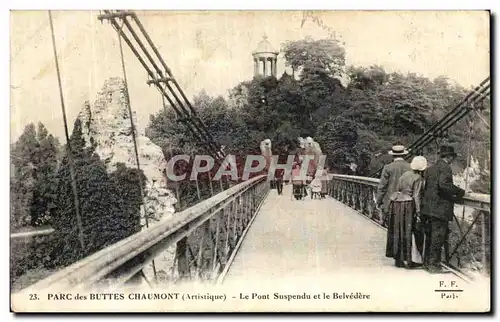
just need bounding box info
[252,35,279,78]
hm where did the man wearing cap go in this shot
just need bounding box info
[376,145,412,226]
[420,145,465,273]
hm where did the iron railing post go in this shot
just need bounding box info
[481,210,490,274]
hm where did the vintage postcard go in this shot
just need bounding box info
[10,10,491,312]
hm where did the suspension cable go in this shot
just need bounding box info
[474,109,490,129]
[370,77,490,178]
[117,21,148,227]
[452,113,480,267]
[154,85,224,167]
[116,20,157,280]
[48,10,85,250]
[98,11,222,159]
[461,115,474,222]
[156,86,225,198]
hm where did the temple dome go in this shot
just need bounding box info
[253,35,278,55]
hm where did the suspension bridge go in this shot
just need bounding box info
[11,10,491,312]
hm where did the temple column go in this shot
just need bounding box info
[253,58,258,76]
[262,58,266,76]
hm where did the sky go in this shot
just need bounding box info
[10,10,490,143]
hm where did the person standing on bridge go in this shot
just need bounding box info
[386,156,427,268]
[420,145,465,274]
[321,167,330,198]
[275,168,285,195]
[376,145,412,226]
[291,162,306,200]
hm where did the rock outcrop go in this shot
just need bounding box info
[76,77,178,283]
[78,77,177,223]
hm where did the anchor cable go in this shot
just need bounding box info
[48,10,85,250]
[116,20,157,280]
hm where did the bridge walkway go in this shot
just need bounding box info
[222,184,488,311]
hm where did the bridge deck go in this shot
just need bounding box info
[223,184,489,311]
[226,184,421,279]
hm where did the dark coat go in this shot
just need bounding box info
[421,159,465,221]
[376,159,412,213]
[275,168,285,180]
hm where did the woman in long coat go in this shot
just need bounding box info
[386,156,427,268]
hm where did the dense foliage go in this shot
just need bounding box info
[50,119,146,267]
[10,123,60,230]
[146,36,490,180]
[10,120,146,284]
[11,34,490,288]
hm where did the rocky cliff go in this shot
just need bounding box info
[76,77,178,282]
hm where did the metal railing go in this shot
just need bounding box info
[10,226,58,291]
[10,227,54,240]
[14,175,269,295]
[328,174,491,275]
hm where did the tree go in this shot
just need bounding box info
[227,81,251,110]
[51,119,145,267]
[196,93,237,148]
[10,123,62,287]
[145,36,490,185]
[282,37,347,124]
[282,37,346,78]
[109,163,146,242]
[348,65,388,91]
[316,115,359,171]
[10,124,38,229]
[10,123,60,229]
[29,123,60,226]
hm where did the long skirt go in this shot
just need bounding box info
[385,200,424,264]
[292,183,306,199]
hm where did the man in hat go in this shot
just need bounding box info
[420,145,465,273]
[376,145,412,226]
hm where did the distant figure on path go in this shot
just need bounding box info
[320,167,329,198]
[291,162,306,200]
[420,146,465,274]
[386,156,427,268]
[309,176,322,199]
[275,168,284,195]
[376,145,412,226]
[260,138,274,188]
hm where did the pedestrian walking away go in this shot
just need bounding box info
[275,168,284,195]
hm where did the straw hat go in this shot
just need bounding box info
[388,145,409,156]
[410,156,428,171]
